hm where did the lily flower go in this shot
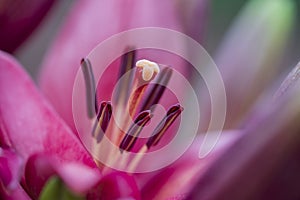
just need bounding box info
[0,50,235,199]
[1,0,213,199]
[0,0,298,200]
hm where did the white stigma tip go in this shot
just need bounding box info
[136,59,160,81]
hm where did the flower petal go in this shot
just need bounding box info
[175,0,209,42]
[0,148,23,191]
[0,51,95,167]
[25,153,101,198]
[87,172,140,200]
[187,63,300,199]
[0,184,30,200]
[139,131,239,200]
[199,0,295,130]
[0,0,56,53]
[274,61,300,100]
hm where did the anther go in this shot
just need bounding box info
[140,67,173,111]
[119,110,152,152]
[92,101,112,143]
[146,104,183,148]
[126,104,183,172]
[81,58,97,118]
[114,49,136,105]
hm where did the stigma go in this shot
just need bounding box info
[136,59,160,81]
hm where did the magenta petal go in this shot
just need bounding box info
[25,153,101,198]
[274,62,300,99]
[187,87,300,199]
[87,172,140,200]
[0,51,95,167]
[25,154,55,199]
[0,0,56,53]
[56,162,101,194]
[176,0,209,42]
[0,148,23,191]
[199,0,295,130]
[0,184,30,200]
[139,131,239,200]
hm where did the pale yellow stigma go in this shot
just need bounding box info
[136,59,160,81]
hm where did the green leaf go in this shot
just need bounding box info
[39,176,85,200]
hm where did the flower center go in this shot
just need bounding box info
[80,49,183,172]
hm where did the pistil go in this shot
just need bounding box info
[128,59,160,117]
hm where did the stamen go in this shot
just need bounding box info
[119,110,152,152]
[140,67,173,111]
[126,104,183,172]
[81,58,97,118]
[146,104,183,149]
[114,49,136,105]
[92,101,112,143]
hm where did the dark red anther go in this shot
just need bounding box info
[140,67,172,111]
[92,101,112,143]
[114,49,136,105]
[119,110,152,152]
[146,104,183,148]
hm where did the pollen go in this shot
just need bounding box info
[136,59,160,81]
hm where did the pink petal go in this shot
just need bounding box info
[87,172,140,200]
[175,0,209,42]
[58,163,101,194]
[199,0,295,130]
[274,61,300,100]
[0,184,30,200]
[0,51,95,167]
[0,148,23,191]
[138,131,239,200]
[25,154,55,198]
[0,0,56,53]
[25,153,101,198]
[26,154,140,200]
[187,72,300,199]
